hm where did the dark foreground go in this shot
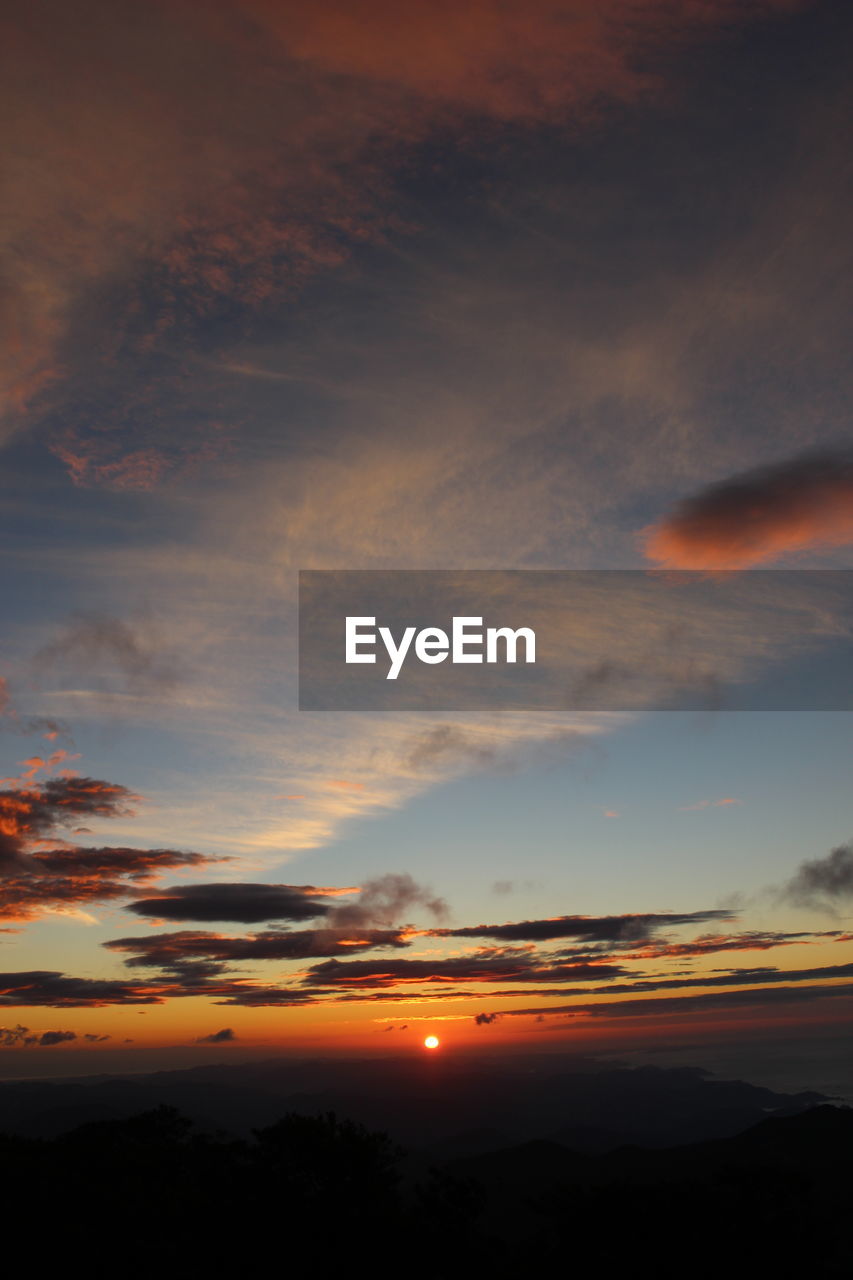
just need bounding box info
[2,1101,851,1278]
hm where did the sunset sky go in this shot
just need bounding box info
[2,0,853,1082]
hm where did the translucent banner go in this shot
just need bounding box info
[298,570,853,711]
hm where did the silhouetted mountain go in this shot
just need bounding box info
[0,1098,849,1277]
[0,1053,828,1154]
[443,1103,852,1275]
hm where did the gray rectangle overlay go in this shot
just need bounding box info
[298,570,853,711]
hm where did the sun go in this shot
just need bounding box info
[423,1035,440,1050]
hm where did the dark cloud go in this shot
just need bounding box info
[212,987,328,1008]
[1,1024,32,1047]
[0,876,131,921]
[0,775,220,922]
[624,929,844,960]
[780,843,853,910]
[1,1024,81,1046]
[513,981,853,1022]
[37,1030,77,1046]
[643,450,853,569]
[30,847,214,879]
[0,776,139,867]
[301,952,627,989]
[0,971,165,1007]
[104,925,414,969]
[474,1012,500,1025]
[0,966,322,1008]
[123,882,348,924]
[497,961,853,1012]
[196,1027,236,1044]
[101,914,826,1009]
[1,847,220,923]
[433,910,732,944]
[591,959,853,996]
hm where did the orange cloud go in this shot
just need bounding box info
[643,451,853,569]
[0,774,225,922]
[679,797,742,811]
[3,751,77,787]
[243,0,805,121]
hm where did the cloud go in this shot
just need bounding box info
[516,979,853,1022]
[327,874,448,928]
[196,1027,236,1044]
[246,0,803,123]
[210,987,327,1008]
[402,723,588,774]
[0,972,164,1007]
[0,967,177,1007]
[104,925,414,968]
[3,0,805,480]
[0,775,205,923]
[1,1024,79,1047]
[2,0,397,472]
[496,959,853,1009]
[37,1030,77,1046]
[29,847,213,879]
[404,725,502,772]
[433,910,733,944]
[0,847,218,923]
[4,750,78,786]
[301,951,627,988]
[679,797,742,811]
[103,915,823,999]
[0,768,221,922]
[14,934,851,1010]
[642,450,853,568]
[626,929,843,960]
[0,678,69,742]
[1,1024,31,1047]
[474,1011,500,1025]
[780,842,853,910]
[123,882,354,924]
[0,776,139,865]
[117,874,450,932]
[0,966,312,1008]
[34,612,181,696]
[2,3,848,960]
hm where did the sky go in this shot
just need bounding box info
[2,0,853,1084]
